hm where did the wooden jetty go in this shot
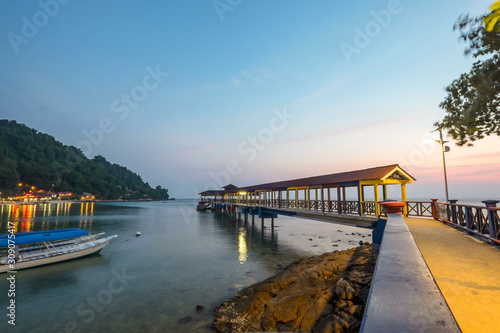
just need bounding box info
[197,165,500,332]
[199,164,414,226]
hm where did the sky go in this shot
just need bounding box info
[0,0,499,200]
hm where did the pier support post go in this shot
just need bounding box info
[337,186,342,214]
[431,199,438,219]
[401,184,408,216]
[271,218,274,228]
[464,205,473,234]
[449,200,458,225]
[261,218,264,228]
[357,183,363,216]
[374,184,380,217]
[483,200,500,244]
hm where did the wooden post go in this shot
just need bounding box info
[374,184,380,216]
[304,186,311,211]
[358,183,363,216]
[431,198,438,219]
[449,199,458,224]
[383,185,387,200]
[315,188,318,211]
[295,188,299,209]
[321,186,325,213]
[337,186,342,214]
[401,184,408,216]
[483,200,500,244]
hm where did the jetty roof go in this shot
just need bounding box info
[235,164,414,192]
[199,164,415,195]
[199,190,225,196]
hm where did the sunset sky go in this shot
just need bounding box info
[1,0,499,200]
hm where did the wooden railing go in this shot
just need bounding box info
[361,201,377,215]
[406,201,433,217]
[211,198,500,242]
[433,201,500,245]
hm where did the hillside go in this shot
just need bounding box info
[0,119,169,200]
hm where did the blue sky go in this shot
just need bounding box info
[1,0,499,199]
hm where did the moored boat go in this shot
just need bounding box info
[0,228,117,273]
[196,200,212,211]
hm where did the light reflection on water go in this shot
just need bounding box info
[0,200,372,332]
[0,202,94,233]
[238,227,248,264]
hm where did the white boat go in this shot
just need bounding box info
[0,229,117,273]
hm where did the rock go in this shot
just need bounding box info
[135,231,141,237]
[196,305,204,312]
[359,241,364,246]
[364,242,370,246]
[345,305,362,316]
[213,246,378,333]
[332,244,338,247]
[335,278,356,300]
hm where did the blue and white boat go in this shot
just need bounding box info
[0,228,117,273]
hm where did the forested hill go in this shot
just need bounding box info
[0,119,169,200]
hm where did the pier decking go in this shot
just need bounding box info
[406,217,500,333]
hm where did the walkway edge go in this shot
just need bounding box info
[360,214,461,332]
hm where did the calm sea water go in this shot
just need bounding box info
[0,200,372,332]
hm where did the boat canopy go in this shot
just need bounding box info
[0,228,89,247]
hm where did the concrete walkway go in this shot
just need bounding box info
[405,217,500,333]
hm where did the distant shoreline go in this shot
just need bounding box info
[0,199,175,205]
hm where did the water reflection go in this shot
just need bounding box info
[0,200,372,333]
[238,227,248,264]
[0,202,93,233]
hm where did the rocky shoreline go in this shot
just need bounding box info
[213,245,378,333]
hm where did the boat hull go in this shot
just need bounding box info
[0,238,114,273]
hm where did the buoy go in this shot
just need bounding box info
[136,231,141,237]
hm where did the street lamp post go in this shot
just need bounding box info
[432,128,450,203]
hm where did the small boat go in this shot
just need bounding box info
[196,201,212,211]
[0,228,117,273]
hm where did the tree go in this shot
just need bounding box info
[0,157,20,194]
[436,1,500,146]
[0,120,170,200]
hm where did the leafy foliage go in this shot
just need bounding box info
[0,120,169,200]
[437,2,500,146]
